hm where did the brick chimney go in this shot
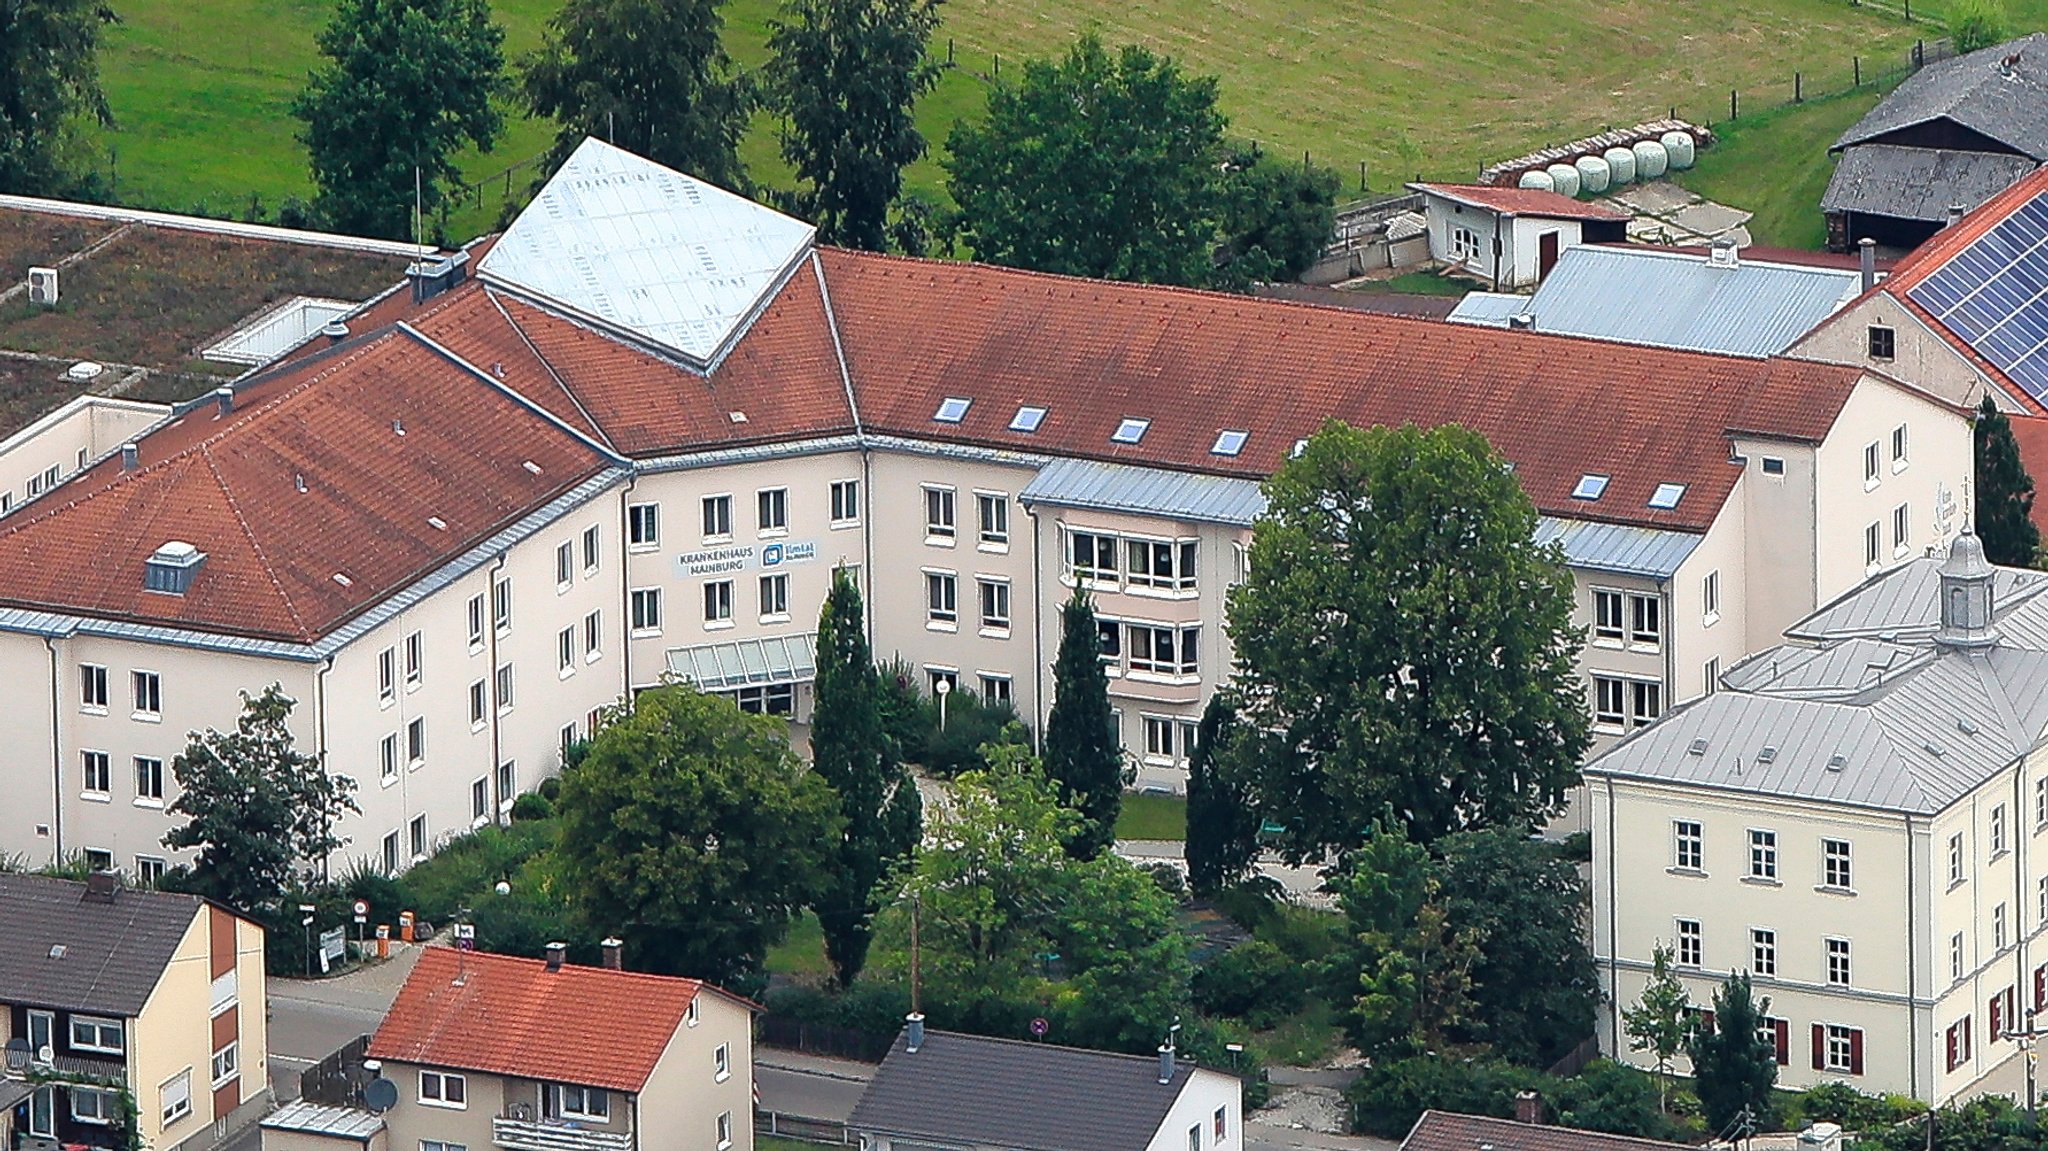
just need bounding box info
[600,937,623,970]
[544,941,566,972]
[1515,1091,1544,1125]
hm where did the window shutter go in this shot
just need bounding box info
[2036,965,2046,1012]
[1702,1009,1716,1033]
[1947,1023,1960,1073]
[1849,1028,1865,1076]
[1812,1023,1826,1071]
[1773,1019,1790,1066]
[1993,994,2004,1043]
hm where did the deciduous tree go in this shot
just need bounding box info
[165,686,359,912]
[0,0,118,196]
[1043,591,1122,858]
[1213,145,1341,288]
[766,0,942,250]
[1224,421,1588,858]
[810,570,922,987]
[1688,972,1776,1135]
[292,0,506,240]
[1976,395,2041,567]
[1621,945,1692,1112]
[1330,821,1476,1059]
[1185,694,1258,894]
[1437,828,1597,1066]
[945,33,1226,286]
[522,0,754,192]
[555,685,840,983]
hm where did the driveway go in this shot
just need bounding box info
[266,942,429,1101]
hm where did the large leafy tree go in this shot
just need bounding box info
[766,0,942,250]
[1621,945,1693,1112]
[810,570,922,987]
[165,686,359,912]
[0,0,118,196]
[1436,828,1597,1066]
[1225,421,1588,858]
[555,685,840,983]
[1688,972,1776,1135]
[1214,146,1341,287]
[1043,591,1122,858]
[522,0,754,192]
[1184,694,1258,894]
[292,0,505,241]
[1976,394,2041,567]
[945,32,1226,286]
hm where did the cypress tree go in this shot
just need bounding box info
[1688,972,1777,1135]
[1044,591,1123,858]
[809,569,922,987]
[1185,694,1258,894]
[1976,394,2042,568]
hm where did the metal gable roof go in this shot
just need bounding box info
[1020,458,1268,525]
[1822,144,2039,223]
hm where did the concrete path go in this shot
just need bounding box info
[266,941,432,1100]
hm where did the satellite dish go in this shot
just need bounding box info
[3,1038,28,1070]
[364,1077,399,1112]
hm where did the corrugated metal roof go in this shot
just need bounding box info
[479,138,815,368]
[1020,457,1268,526]
[1821,144,2039,222]
[261,1101,385,1140]
[1445,292,1529,326]
[1467,245,1862,358]
[1532,517,1701,578]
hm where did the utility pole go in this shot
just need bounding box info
[2005,1010,2042,1151]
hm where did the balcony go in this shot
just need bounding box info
[493,1116,633,1151]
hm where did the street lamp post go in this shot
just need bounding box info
[2004,1009,2042,1151]
[935,678,952,730]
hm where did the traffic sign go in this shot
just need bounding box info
[1029,1017,1049,1037]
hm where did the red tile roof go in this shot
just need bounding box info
[0,331,613,642]
[2007,414,2048,538]
[1401,1112,1691,1151]
[818,247,1868,532]
[367,948,701,1094]
[1411,183,1633,221]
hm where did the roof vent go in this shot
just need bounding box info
[934,397,971,423]
[1112,418,1150,444]
[333,572,353,587]
[1291,439,1309,458]
[427,516,448,531]
[545,941,567,972]
[1687,738,1709,756]
[393,419,405,437]
[1757,746,1778,764]
[1010,406,1047,433]
[321,320,350,345]
[1212,430,1249,457]
[1708,238,1739,267]
[215,386,234,416]
[1648,483,1686,509]
[1507,313,1535,331]
[47,944,66,960]
[120,443,138,472]
[82,871,120,904]
[1572,474,1610,500]
[144,541,206,595]
[1826,753,1847,771]
[295,473,308,494]
[522,461,542,475]
[1924,740,1947,757]
[28,266,58,306]
[1957,716,1980,736]
[65,360,102,382]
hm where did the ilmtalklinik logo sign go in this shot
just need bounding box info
[675,540,819,578]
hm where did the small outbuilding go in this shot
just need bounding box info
[1407,183,1631,289]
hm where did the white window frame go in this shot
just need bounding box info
[703,579,735,628]
[1864,441,1881,488]
[1751,927,1776,977]
[160,1069,192,1126]
[1126,622,1199,680]
[132,670,162,720]
[1822,838,1852,891]
[1823,1024,1858,1074]
[757,488,789,537]
[1950,832,1966,886]
[1142,715,1178,765]
[210,1040,239,1088]
[404,631,423,689]
[702,494,734,542]
[467,593,486,650]
[1675,919,1702,967]
[81,750,110,798]
[71,1085,119,1125]
[583,524,602,573]
[496,664,515,714]
[548,1083,609,1120]
[1628,592,1662,649]
[135,756,164,806]
[977,491,1010,549]
[715,1043,731,1082]
[924,485,957,542]
[760,573,790,623]
[470,680,488,729]
[1865,522,1882,570]
[717,1111,734,1150]
[1748,828,1778,881]
[1450,224,1482,264]
[631,588,663,636]
[585,610,603,663]
[830,479,860,526]
[1673,820,1703,872]
[628,503,660,549]
[978,577,1011,635]
[420,1070,468,1109]
[69,1015,123,1055]
[926,569,958,630]
[1068,528,1119,586]
[411,814,429,861]
[556,541,575,590]
[1825,937,1852,987]
[1702,570,1720,626]
[1994,804,2009,856]
[1893,503,1911,558]
[80,663,108,713]
[1893,423,1910,471]
[559,626,577,676]
[1592,676,1625,730]
[1592,588,1624,644]
[493,576,513,634]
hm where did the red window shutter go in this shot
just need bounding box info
[1966,1014,1974,1060]
[1849,1028,1864,1076]
[1703,1009,1716,1033]
[1948,1023,1960,1072]
[1774,1019,1790,1066]
[1812,1023,1827,1071]
[1993,994,2004,1043]
[2036,965,2046,1012]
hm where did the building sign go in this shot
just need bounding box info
[318,927,346,972]
[1934,482,1958,538]
[675,540,819,578]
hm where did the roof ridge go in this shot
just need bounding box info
[198,444,315,640]
[481,288,616,452]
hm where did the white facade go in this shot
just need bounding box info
[1412,187,1595,289]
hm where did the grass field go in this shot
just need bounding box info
[83,0,1949,243]
[1115,793,1187,841]
[1676,87,1889,248]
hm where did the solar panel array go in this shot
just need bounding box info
[1907,198,2048,402]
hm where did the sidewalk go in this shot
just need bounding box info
[756,1048,877,1082]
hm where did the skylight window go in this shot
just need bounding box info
[1111,418,1150,445]
[1010,406,1047,433]
[1648,483,1686,509]
[1212,430,1249,457]
[934,397,972,423]
[1572,474,1610,500]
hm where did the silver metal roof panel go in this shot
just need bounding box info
[1019,457,1268,526]
[479,138,815,368]
[1532,517,1701,579]
[261,1100,386,1140]
[1444,291,1529,327]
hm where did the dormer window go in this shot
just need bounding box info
[1112,418,1150,444]
[1572,475,1609,500]
[1010,406,1046,433]
[1212,430,1248,457]
[143,541,205,595]
[934,397,971,423]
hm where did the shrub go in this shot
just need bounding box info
[395,821,555,922]
[1790,1082,1925,1132]
[1950,0,2010,54]
[1347,1054,1531,1138]
[1192,940,1309,1026]
[1551,1061,1685,1141]
[511,792,555,822]
[921,690,1031,777]
[1146,862,1188,899]
[538,775,563,801]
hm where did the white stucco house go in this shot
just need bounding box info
[1407,183,1631,288]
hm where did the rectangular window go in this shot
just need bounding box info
[71,1087,118,1124]
[1949,1016,1974,1071]
[420,1070,467,1108]
[381,733,399,781]
[1869,325,1896,361]
[545,1084,609,1120]
[1994,805,2009,855]
[160,1070,191,1126]
[407,718,426,765]
[81,750,110,795]
[1951,832,1966,884]
[1996,902,2010,951]
[1593,676,1625,729]
[1128,538,1200,592]
[1629,593,1662,647]
[1823,838,1852,889]
[410,815,428,860]
[585,610,603,661]
[756,488,789,536]
[1704,657,1721,696]
[1098,617,1122,667]
[1751,928,1777,976]
[628,503,660,547]
[631,589,662,634]
[1144,716,1177,762]
[556,541,575,588]
[1865,522,1881,567]
[496,664,515,712]
[718,1111,733,1150]
[926,571,958,626]
[80,664,107,710]
[135,856,166,887]
[583,524,601,573]
[1674,821,1703,871]
[980,674,1012,703]
[1703,572,1721,624]
[703,580,733,624]
[1593,589,1624,642]
[1824,1024,1862,1075]
[1893,423,1909,467]
[1953,932,1966,981]
[1190,1126,1202,1151]
[1631,681,1664,727]
[470,680,487,727]
[1893,504,1910,553]
[493,576,513,633]
[1128,624,1200,677]
[715,1043,731,1080]
[830,480,860,525]
[979,578,1011,632]
[760,573,789,620]
[210,1041,238,1087]
[559,626,576,673]
[1864,441,1881,484]
[733,684,796,715]
[135,757,164,803]
[133,670,161,717]
[1070,530,1119,583]
[1451,225,1481,263]
[1216,1107,1228,1141]
[404,632,423,688]
[702,494,733,540]
[1676,919,1702,967]
[927,668,959,696]
[383,832,399,874]
[378,646,396,702]
[70,1015,122,1055]
[2038,776,2048,828]
[1825,937,1852,986]
[498,761,517,807]
[472,778,489,823]
[467,593,485,648]
[978,492,1009,546]
[924,486,956,539]
[1749,829,1778,880]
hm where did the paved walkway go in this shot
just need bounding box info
[266,941,433,1100]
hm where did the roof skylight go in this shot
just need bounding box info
[1572,474,1610,500]
[1011,406,1047,433]
[935,397,972,423]
[1111,418,1150,444]
[1648,483,1686,509]
[1212,430,1249,457]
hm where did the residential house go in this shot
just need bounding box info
[1447,242,1866,357]
[1824,35,2048,251]
[1406,183,1631,288]
[0,139,1974,863]
[1399,1110,1694,1151]
[361,943,757,1151]
[0,872,267,1151]
[849,1021,1242,1151]
[1587,531,2048,1101]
